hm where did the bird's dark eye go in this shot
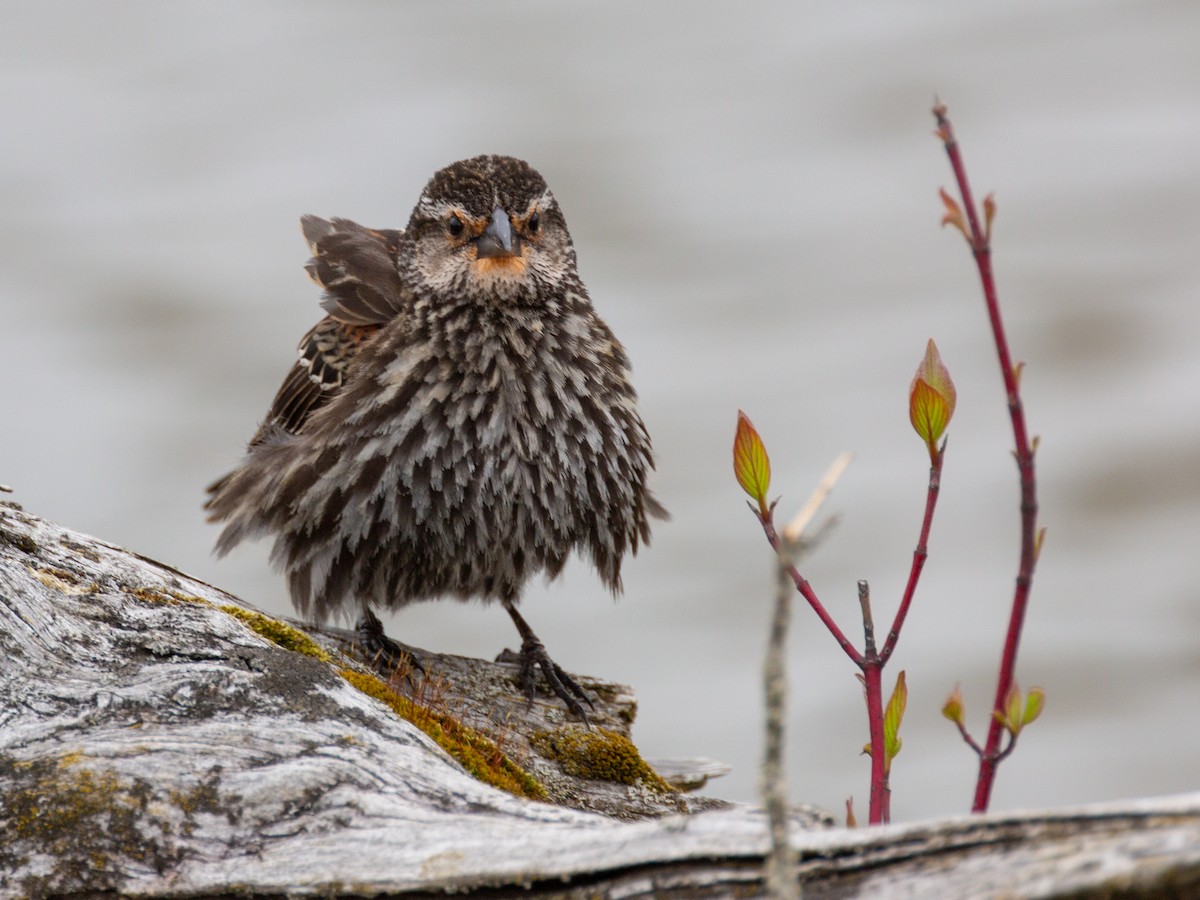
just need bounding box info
[447,214,464,237]
[527,212,540,235]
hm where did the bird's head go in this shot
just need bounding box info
[405,155,577,305]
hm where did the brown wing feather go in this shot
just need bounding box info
[248,317,380,447]
[250,215,409,445]
[209,216,406,495]
[301,215,406,326]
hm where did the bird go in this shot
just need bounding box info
[204,154,665,718]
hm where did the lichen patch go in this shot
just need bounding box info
[532,727,674,794]
[338,667,546,802]
[218,605,331,662]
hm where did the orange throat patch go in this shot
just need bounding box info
[472,256,528,281]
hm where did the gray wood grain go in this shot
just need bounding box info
[2,503,1198,898]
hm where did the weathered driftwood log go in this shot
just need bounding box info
[3,501,1200,899]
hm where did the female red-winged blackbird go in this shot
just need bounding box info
[205,155,665,717]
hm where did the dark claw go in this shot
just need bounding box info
[508,635,595,722]
[500,599,593,720]
[355,608,424,683]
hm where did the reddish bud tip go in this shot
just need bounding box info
[938,187,968,238]
[942,684,966,726]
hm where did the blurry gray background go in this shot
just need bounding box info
[4,1,1199,822]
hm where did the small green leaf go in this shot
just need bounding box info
[1023,687,1046,727]
[909,340,956,461]
[1004,683,1023,736]
[733,410,771,516]
[883,671,908,772]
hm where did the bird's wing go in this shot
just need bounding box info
[245,217,407,447]
[252,316,380,445]
[206,216,408,506]
[206,314,377,500]
[301,215,407,326]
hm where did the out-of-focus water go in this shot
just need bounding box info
[3,1,1199,822]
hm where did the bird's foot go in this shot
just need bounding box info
[498,634,595,722]
[355,608,424,684]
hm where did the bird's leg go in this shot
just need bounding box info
[355,607,424,684]
[500,599,594,720]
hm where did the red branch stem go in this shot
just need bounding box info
[760,509,903,823]
[858,581,891,823]
[952,720,984,756]
[934,101,1041,813]
[881,452,943,663]
[862,656,889,823]
[758,513,864,668]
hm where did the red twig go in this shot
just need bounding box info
[858,581,891,823]
[995,734,1020,764]
[951,719,985,757]
[933,100,1041,813]
[759,504,902,823]
[758,509,863,668]
[881,450,944,663]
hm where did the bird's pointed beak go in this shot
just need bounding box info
[475,206,519,259]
